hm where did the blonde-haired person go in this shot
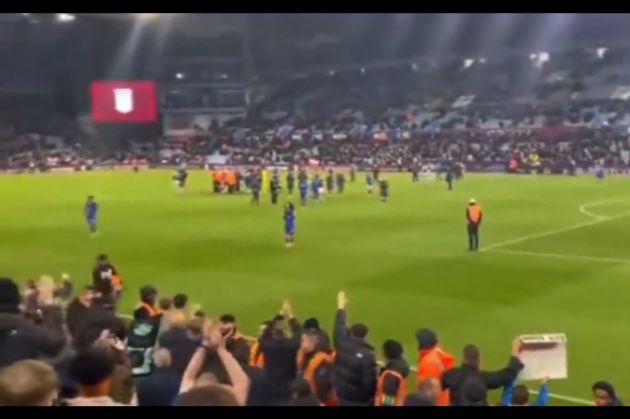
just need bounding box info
[158,310,203,376]
[0,360,59,406]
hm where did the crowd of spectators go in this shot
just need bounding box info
[0,269,624,406]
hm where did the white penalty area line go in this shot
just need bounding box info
[480,210,630,252]
[489,248,630,266]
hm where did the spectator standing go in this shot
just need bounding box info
[289,378,321,406]
[158,311,201,376]
[133,285,160,320]
[66,285,116,341]
[67,346,127,406]
[91,254,118,309]
[297,329,335,405]
[178,320,250,406]
[218,313,251,365]
[258,302,302,404]
[415,328,455,406]
[592,381,624,406]
[333,291,377,406]
[374,339,409,406]
[417,377,442,405]
[158,297,172,312]
[249,320,271,368]
[172,293,188,313]
[460,378,488,406]
[502,377,550,406]
[0,278,65,368]
[0,360,59,406]
[442,340,524,406]
[136,348,180,406]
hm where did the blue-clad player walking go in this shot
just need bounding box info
[284,202,296,247]
[85,195,99,235]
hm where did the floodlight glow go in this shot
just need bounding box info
[56,13,75,23]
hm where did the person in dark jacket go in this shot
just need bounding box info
[136,348,180,406]
[441,339,524,406]
[133,285,160,320]
[375,339,409,406]
[66,286,116,341]
[158,312,201,376]
[259,302,302,404]
[91,254,118,308]
[333,291,377,406]
[0,278,65,368]
[218,313,251,366]
[460,378,489,406]
[289,378,322,406]
[592,381,624,406]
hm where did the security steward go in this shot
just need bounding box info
[466,199,483,251]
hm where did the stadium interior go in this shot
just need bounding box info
[1,13,630,407]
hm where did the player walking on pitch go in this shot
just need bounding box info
[284,202,296,247]
[466,199,483,251]
[84,195,99,236]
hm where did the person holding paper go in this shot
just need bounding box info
[442,338,524,406]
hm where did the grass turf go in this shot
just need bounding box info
[0,169,628,404]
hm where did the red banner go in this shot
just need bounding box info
[91,81,158,123]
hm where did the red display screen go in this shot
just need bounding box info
[91,81,158,123]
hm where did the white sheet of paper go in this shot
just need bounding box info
[517,333,567,381]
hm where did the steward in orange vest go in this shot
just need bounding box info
[132,285,161,320]
[466,199,483,252]
[249,321,271,368]
[375,340,409,406]
[297,329,336,406]
[415,328,455,406]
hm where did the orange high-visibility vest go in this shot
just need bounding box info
[301,351,336,406]
[249,340,265,367]
[416,347,455,406]
[138,302,160,317]
[468,204,483,223]
[111,275,123,291]
[374,370,408,406]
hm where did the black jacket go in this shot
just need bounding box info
[0,312,65,368]
[332,309,377,404]
[378,358,410,401]
[92,263,117,296]
[136,367,181,406]
[260,318,301,385]
[158,328,201,376]
[225,335,252,366]
[442,356,524,406]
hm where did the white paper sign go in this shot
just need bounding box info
[517,333,567,381]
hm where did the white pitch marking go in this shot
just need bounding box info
[480,213,630,252]
[377,362,593,405]
[579,198,630,221]
[489,248,630,266]
[530,390,593,406]
[482,199,630,252]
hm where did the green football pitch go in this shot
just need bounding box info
[1,169,629,404]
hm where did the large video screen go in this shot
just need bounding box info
[91,81,158,123]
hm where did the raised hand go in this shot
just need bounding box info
[337,291,349,310]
